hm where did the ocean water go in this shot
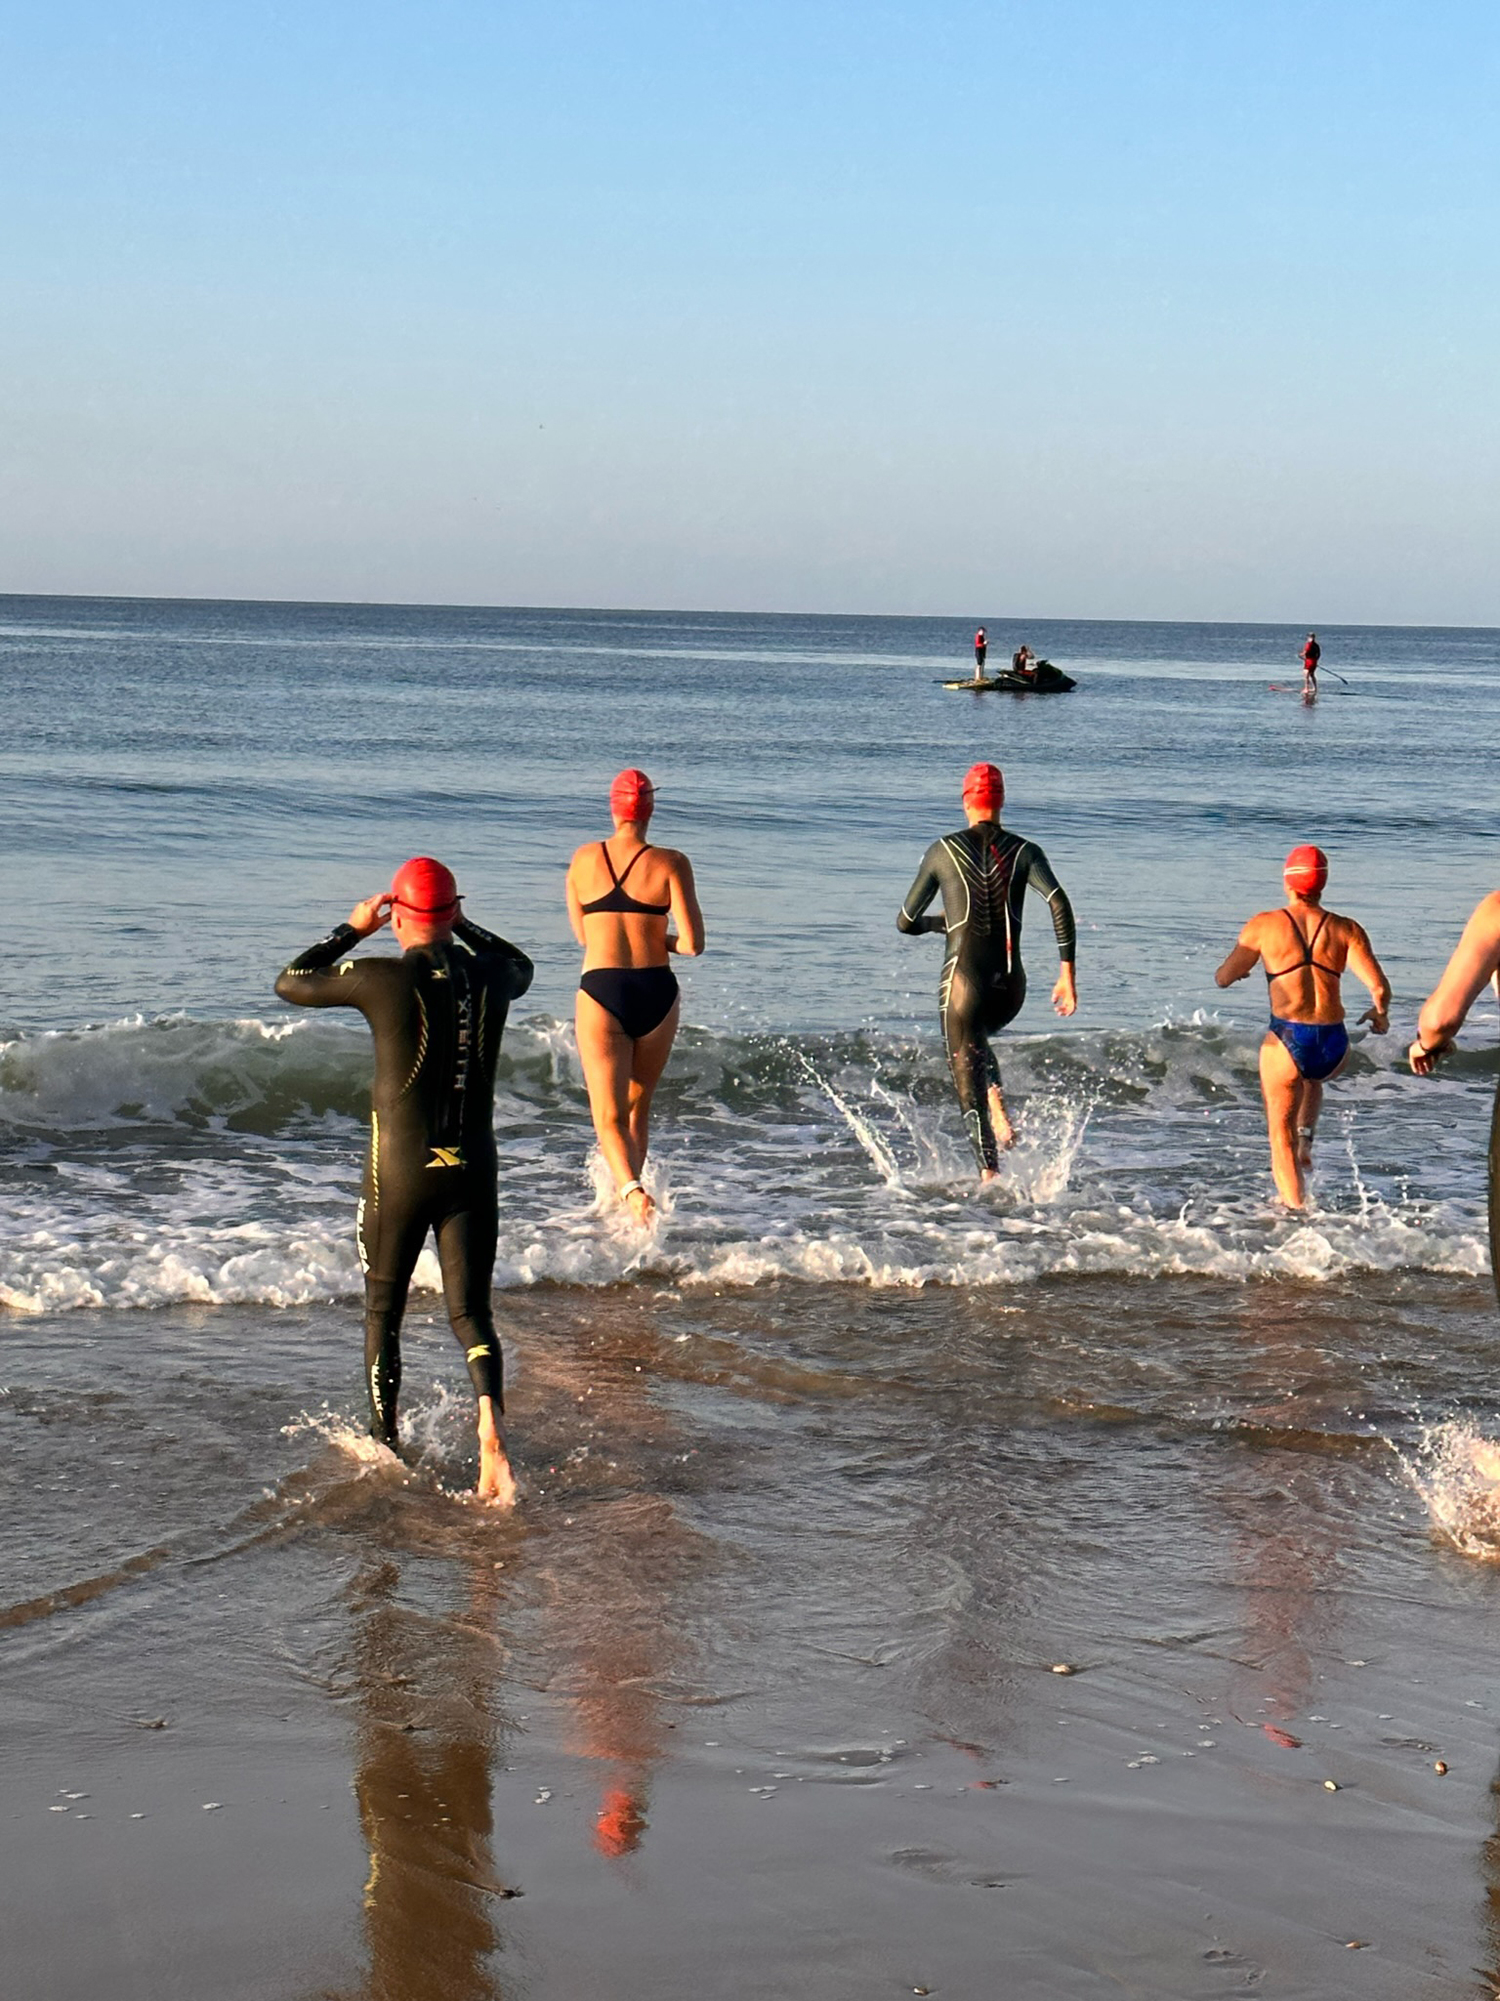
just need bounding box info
[8,596,1500,1999]
[1,595,1498,1313]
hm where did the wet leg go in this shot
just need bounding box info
[577,989,655,1221]
[1259,1033,1306,1208]
[358,1186,428,1448]
[944,973,1000,1182]
[437,1199,516,1506]
[1295,1077,1324,1164]
[982,1041,1014,1152]
[625,997,681,1191]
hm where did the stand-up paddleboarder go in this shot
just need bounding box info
[1302,633,1321,694]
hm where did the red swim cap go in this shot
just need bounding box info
[390,856,460,919]
[962,761,1005,812]
[1283,844,1328,896]
[610,768,654,821]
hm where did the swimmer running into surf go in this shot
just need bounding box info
[1215,845,1389,1210]
[567,770,705,1224]
[275,858,533,1504]
[898,762,1077,1180]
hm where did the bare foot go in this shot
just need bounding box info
[987,1086,1015,1150]
[624,1184,657,1225]
[1296,1125,1315,1167]
[980,1168,1002,1186]
[476,1431,517,1508]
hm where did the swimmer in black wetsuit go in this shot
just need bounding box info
[275,856,534,1505]
[898,762,1077,1179]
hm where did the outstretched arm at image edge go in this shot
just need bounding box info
[1413,891,1500,1067]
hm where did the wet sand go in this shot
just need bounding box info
[7,1276,1500,1998]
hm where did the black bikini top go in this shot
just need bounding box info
[579,842,671,917]
[1265,910,1340,983]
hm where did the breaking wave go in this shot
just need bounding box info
[0,1011,1490,1314]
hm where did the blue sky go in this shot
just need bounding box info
[2,1,1496,619]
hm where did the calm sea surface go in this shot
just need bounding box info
[7,597,1500,1998]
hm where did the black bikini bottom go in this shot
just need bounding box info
[579,966,680,1040]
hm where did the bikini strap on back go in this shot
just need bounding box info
[612,844,650,889]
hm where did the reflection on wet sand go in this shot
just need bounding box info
[338,1294,704,1995]
[1219,1289,1350,1732]
[520,1300,701,1862]
[344,1555,513,2001]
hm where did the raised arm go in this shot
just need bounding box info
[897,847,946,935]
[454,916,535,1000]
[1215,919,1263,989]
[1344,922,1390,1033]
[666,851,705,957]
[1411,890,1500,1073]
[274,895,388,1009]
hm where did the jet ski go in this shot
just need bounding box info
[939,658,1077,693]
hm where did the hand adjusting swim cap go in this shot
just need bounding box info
[610,768,655,821]
[391,856,461,918]
[962,762,1005,812]
[1283,844,1328,896]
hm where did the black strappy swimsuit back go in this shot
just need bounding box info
[1263,910,1350,1083]
[579,842,670,917]
[579,840,680,1039]
[1263,910,1340,986]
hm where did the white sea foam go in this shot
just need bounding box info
[0,1012,1490,1313]
[1398,1423,1500,1558]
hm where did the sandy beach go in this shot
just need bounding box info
[8,1275,1500,1999]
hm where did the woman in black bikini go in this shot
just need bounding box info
[566,769,705,1223]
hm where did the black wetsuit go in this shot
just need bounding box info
[898,822,1076,1171]
[275,917,534,1442]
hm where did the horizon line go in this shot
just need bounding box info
[0,589,1493,635]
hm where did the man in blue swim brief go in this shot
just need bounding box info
[1215,845,1390,1209]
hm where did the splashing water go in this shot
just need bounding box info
[791,1046,905,1191]
[283,1381,488,1497]
[1398,1422,1500,1558]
